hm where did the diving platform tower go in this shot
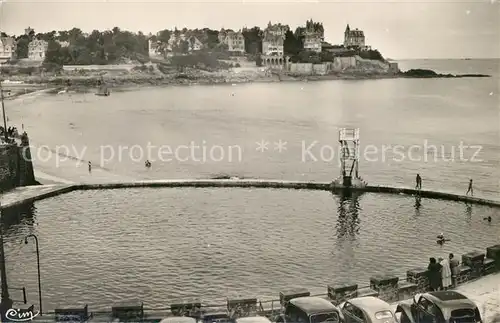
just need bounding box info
[332,128,367,188]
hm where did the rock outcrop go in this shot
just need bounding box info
[400,69,490,78]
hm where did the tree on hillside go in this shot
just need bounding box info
[0,32,7,37]
[35,27,198,66]
[298,51,321,64]
[189,37,196,51]
[15,36,29,58]
[358,49,384,61]
[320,51,335,62]
[180,40,190,54]
[242,27,262,54]
[57,30,70,42]
[170,52,220,71]
[255,54,263,67]
[68,28,84,43]
[294,27,305,48]
[37,31,56,42]
[284,30,302,55]
[157,29,171,44]
[204,29,219,49]
[27,29,35,40]
[44,40,68,65]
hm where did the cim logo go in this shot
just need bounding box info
[5,308,40,322]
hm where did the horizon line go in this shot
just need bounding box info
[393,58,500,60]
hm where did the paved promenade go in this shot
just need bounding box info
[25,272,500,322]
[0,184,72,209]
[394,273,500,322]
[457,272,500,322]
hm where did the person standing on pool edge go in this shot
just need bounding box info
[427,257,442,291]
[466,179,473,196]
[416,174,422,190]
[449,253,460,287]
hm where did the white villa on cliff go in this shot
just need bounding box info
[28,39,48,61]
[303,19,324,53]
[344,24,365,48]
[218,29,245,53]
[167,34,204,54]
[148,39,163,57]
[0,36,16,63]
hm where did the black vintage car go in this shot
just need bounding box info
[395,291,482,323]
[276,296,344,323]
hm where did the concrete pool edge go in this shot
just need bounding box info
[1,179,499,210]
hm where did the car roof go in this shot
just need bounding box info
[160,317,197,323]
[423,291,477,309]
[290,297,337,314]
[348,297,391,313]
[236,316,273,323]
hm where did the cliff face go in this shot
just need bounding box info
[287,56,398,76]
[0,136,37,192]
[354,56,390,73]
[342,56,399,74]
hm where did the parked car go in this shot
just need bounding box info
[339,296,395,323]
[160,317,198,323]
[236,316,273,323]
[394,291,482,323]
[276,296,343,323]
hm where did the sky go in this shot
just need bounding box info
[0,0,499,59]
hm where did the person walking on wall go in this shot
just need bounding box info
[427,257,442,291]
[439,257,452,290]
[416,174,422,190]
[466,179,473,196]
[449,253,460,287]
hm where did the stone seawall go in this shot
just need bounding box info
[0,133,37,192]
[2,179,500,210]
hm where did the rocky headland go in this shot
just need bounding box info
[400,68,490,78]
[0,59,491,95]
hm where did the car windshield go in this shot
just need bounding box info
[450,309,479,323]
[310,312,340,323]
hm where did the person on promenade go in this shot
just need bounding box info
[466,179,473,196]
[427,257,442,291]
[88,161,92,173]
[416,174,422,190]
[449,253,460,287]
[439,257,452,290]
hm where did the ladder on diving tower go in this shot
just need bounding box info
[337,128,366,188]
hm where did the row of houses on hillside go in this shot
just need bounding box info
[149,28,245,57]
[0,36,69,63]
[261,21,369,68]
[147,21,369,67]
[3,22,370,64]
[149,34,204,57]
